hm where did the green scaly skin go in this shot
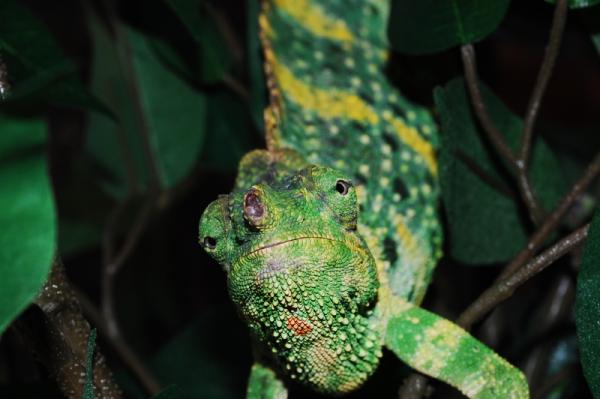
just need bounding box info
[199,0,530,397]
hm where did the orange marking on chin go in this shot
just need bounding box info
[287,316,312,336]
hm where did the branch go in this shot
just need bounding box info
[33,260,123,399]
[458,223,589,330]
[499,152,600,280]
[461,44,545,224]
[520,0,568,166]
[0,55,9,100]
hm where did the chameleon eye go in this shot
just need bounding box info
[203,236,217,250]
[335,180,352,196]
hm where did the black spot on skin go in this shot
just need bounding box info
[359,92,375,105]
[390,103,406,119]
[359,204,365,212]
[355,173,367,185]
[327,135,347,147]
[383,133,399,152]
[383,236,398,265]
[393,178,409,199]
[351,121,365,133]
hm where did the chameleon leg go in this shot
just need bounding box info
[385,305,529,399]
[247,362,288,399]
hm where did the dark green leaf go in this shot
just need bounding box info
[120,306,250,399]
[576,209,600,397]
[546,0,600,8]
[82,329,97,399]
[435,77,565,264]
[0,0,108,113]
[86,15,207,199]
[202,91,258,173]
[151,385,184,399]
[388,0,511,54]
[0,114,56,334]
[247,0,266,130]
[163,0,232,83]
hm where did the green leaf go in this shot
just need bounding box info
[82,329,97,399]
[0,0,108,113]
[86,15,207,199]
[151,385,184,399]
[0,114,56,334]
[434,77,565,264]
[576,209,600,397]
[546,0,600,8]
[119,306,250,399]
[202,91,258,173]
[388,0,511,54]
[162,0,232,83]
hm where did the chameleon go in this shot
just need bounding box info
[199,0,529,397]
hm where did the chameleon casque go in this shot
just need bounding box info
[199,0,529,397]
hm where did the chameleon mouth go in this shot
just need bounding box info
[244,236,341,258]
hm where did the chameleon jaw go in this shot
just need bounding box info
[241,236,344,259]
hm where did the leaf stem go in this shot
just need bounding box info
[519,0,568,167]
[458,223,589,330]
[461,44,545,224]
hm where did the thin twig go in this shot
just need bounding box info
[222,73,250,100]
[458,224,589,330]
[74,286,162,395]
[499,152,600,280]
[520,0,568,166]
[102,198,154,340]
[461,44,545,224]
[204,2,243,63]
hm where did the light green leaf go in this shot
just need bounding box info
[435,77,565,264]
[247,0,266,130]
[388,0,511,54]
[576,209,600,397]
[86,15,207,199]
[0,114,56,334]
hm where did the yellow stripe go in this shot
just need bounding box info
[413,319,463,377]
[272,0,354,43]
[272,59,379,125]
[390,118,438,175]
[270,57,437,175]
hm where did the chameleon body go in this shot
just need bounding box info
[199,0,529,397]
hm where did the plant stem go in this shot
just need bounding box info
[34,260,123,399]
[499,152,600,280]
[461,44,545,224]
[458,224,589,330]
[520,0,568,166]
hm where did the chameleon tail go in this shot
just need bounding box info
[385,305,529,399]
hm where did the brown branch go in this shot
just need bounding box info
[461,44,545,224]
[499,152,600,280]
[458,223,589,330]
[398,374,429,399]
[33,260,123,399]
[519,0,568,166]
[0,55,9,100]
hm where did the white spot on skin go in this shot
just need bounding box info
[359,164,370,176]
[368,64,378,75]
[401,151,412,161]
[351,76,362,87]
[329,125,339,135]
[345,58,355,68]
[382,144,392,155]
[422,125,432,135]
[407,111,416,121]
[382,110,393,121]
[380,177,390,187]
[393,193,401,202]
[360,134,370,144]
[422,184,432,195]
[382,159,392,172]
[314,51,324,61]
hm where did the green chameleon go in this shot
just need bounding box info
[199,0,529,397]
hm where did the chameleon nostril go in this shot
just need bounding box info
[244,190,264,220]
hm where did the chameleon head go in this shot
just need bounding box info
[199,164,383,394]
